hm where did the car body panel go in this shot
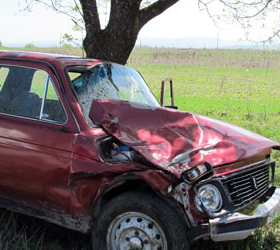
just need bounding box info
[0,115,73,211]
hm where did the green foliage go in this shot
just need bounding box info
[60,26,84,56]
[61,33,76,48]
[25,43,36,49]
[61,27,83,51]
[0,40,2,47]
[248,229,265,250]
[72,4,82,12]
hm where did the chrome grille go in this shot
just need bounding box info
[223,161,274,210]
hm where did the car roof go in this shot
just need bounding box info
[0,50,102,68]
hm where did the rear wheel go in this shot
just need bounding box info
[92,191,189,250]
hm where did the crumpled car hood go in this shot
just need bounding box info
[89,99,279,178]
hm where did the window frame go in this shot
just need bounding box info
[0,64,68,125]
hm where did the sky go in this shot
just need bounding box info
[0,0,275,47]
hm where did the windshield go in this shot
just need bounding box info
[68,63,160,125]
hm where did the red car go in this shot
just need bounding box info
[0,50,279,250]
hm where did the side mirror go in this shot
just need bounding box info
[160,78,178,109]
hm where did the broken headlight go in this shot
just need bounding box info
[195,184,223,213]
[182,163,211,182]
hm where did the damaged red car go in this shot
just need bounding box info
[0,50,280,250]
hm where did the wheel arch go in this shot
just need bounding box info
[91,172,190,229]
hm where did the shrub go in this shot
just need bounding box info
[25,43,36,49]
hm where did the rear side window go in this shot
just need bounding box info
[0,67,9,91]
[0,65,67,124]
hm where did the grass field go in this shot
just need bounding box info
[1,46,280,249]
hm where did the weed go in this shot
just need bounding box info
[0,209,91,250]
[0,210,44,250]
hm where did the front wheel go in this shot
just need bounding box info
[92,191,189,250]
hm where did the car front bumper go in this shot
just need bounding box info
[209,186,280,241]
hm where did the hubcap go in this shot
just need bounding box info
[129,237,143,250]
[107,212,167,250]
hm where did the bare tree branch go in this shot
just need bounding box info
[198,0,217,21]
[139,0,180,30]
[198,0,280,44]
[265,31,280,42]
[74,0,83,19]
[71,18,85,31]
[218,0,273,19]
[22,0,84,23]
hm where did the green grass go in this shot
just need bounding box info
[1,47,280,249]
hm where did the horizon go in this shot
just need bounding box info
[2,36,279,51]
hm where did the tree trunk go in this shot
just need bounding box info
[82,0,180,65]
[83,0,140,65]
[83,29,138,65]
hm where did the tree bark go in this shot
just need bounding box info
[81,0,180,65]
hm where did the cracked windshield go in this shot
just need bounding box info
[68,63,160,124]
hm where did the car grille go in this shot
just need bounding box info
[222,161,274,210]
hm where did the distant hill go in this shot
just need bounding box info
[3,37,280,50]
[3,40,61,48]
[136,37,280,50]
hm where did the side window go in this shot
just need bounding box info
[0,67,9,91]
[0,65,66,124]
[30,69,47,98]
[41,76,67,123]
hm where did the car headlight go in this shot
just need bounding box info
[195,184,223,213]
[182,163,210,182]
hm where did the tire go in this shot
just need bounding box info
[92,191,189,250]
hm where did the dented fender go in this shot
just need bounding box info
[88,169,177,211]
[68,151,178,226]
[88,169,189,228]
